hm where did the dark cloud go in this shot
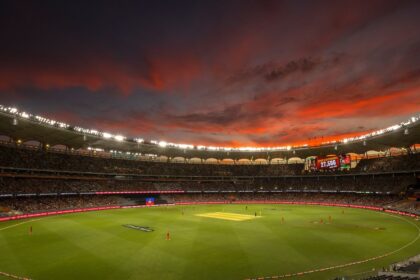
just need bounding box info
[171,104,245,126]
[226,57,320,85]
[0,0,419,147]
[264,58,318,81]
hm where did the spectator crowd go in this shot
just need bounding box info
[0,144,418,216]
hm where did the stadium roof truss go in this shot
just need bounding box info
[0,110,419,160]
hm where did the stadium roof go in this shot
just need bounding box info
[0,106,419,160]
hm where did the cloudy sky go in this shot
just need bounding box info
[0,0,419,147]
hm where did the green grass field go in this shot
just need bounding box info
[0,204,419,280]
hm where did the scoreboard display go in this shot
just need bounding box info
[313,154,352,170]
[316,157,340,170]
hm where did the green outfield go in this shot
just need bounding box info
[0,204,419,280]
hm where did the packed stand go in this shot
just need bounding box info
[0,173,416,195]
[0,145,304,176]
[0,195,133,214]
[355,153,420,173]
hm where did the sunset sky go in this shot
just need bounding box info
[0,0,419,147]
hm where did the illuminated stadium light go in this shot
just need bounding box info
[114,135,125,142]
[102,132,112,139]
[158,141,167,148]
[87,147,104,152]
[0,104,419,152]
[177,143,194,149]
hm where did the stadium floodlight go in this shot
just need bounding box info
[114,135,125,142]
[178,144,194,149]
[158,141,167,148]
[103,132,112,139]
[1,103,418,151]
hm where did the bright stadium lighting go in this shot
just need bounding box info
[178,144,193,149]
[0,103,418,151]
[158,141,167,147]
[114,135,125,142]
[103,133,112,139]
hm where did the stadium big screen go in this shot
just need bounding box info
[316,156,340,170]
[314,155,352,170]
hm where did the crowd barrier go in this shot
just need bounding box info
[0,201,418,222]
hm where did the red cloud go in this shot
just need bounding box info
[0,53,204,95]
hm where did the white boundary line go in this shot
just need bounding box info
[0,219,45,280]
[0,218,43,232]
[246,212,420,280]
